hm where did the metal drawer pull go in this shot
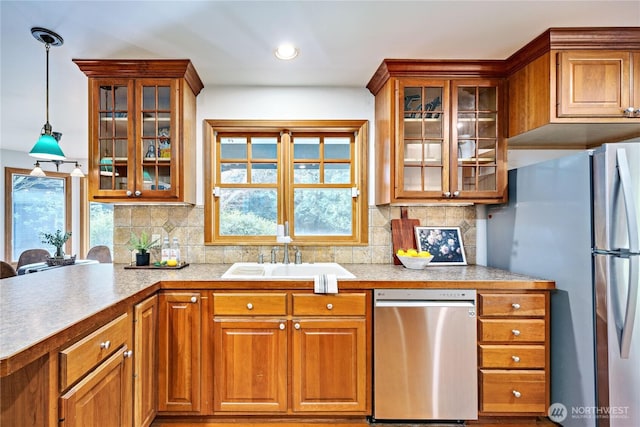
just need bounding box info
[123,350,133,358]
[326,303,333,310]
[512,303,521,309]
[512,329,521,336]
[512,355,520,362]
[100,340,111,350]
[512,390,521,398]
[247,303,253,310]
[279,323,285,330]
[294,323,301,330]
[190,296,197,303]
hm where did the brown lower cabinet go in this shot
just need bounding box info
[211,291,370,415]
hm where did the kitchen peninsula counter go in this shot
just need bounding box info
[0,262,553,377]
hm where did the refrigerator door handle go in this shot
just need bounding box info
[615,148,640,358]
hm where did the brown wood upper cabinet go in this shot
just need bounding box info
[73,59,203,203]
[367,60,507,205]
[506,28,640,147]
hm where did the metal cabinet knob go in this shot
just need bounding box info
[100,340,111,350]
[247,303,253,310]
[512,329,521,336]
[279,323,285,330]
[512,355,520,363]
[134,190,141,197]
[123,350,133,358]
[126,190,132,197]
[512,303,521,310]
[452,191,460,197]
[444,191,451,197]
[512,390,521,398]
[294,323,301,330]
[326,303,333,310]
[190,296,197,303]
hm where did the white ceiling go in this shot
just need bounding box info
[1,0,639,159]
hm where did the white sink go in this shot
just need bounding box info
[221,262,355,279]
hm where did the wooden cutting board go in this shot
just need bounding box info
[391,207,420,265]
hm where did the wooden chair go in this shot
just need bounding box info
[16,249,50,269]
[1,261,17,279]
[86,245,112,263]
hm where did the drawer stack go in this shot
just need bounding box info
[477,292,549,415]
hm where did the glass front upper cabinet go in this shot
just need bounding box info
[75,59,203,203]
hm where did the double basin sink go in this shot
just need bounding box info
[221,262,355,279]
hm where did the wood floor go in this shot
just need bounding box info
[152,417,559,427]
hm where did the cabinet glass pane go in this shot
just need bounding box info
[423,167,442,191]
[403,166,421,191]
[456,113,476,138]
[478,139,497,162]
[457,166,497,192]
[404,87,422,112]
[478,87,497,111]
[404,118,422,138]
[457,139,476,160]
[423,118,443,139]
[458,87,476,111]
[158,86,170,110]
[478,112,497,138]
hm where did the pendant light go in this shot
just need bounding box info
[27,27,85,178]
[29,27,65,160]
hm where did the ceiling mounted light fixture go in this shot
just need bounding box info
[275,43,298,60]
[29,27,65,160]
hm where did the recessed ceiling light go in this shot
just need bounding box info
[275,43,298,60]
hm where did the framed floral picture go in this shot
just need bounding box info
[414,226,467,265]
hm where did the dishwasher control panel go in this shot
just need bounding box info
[375,288,476,301]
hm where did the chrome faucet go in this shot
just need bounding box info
[276,221,293,264]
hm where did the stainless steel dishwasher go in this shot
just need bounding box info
[373,289,478,421]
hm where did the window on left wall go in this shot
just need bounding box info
[4,168,72,263]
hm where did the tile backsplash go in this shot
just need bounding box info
[113,205,476,265]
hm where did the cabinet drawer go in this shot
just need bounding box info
[59,313,129,390]
[292,293,366,316]
[480,369,546,413]
[479,319,545,343]
[479,345,546,368]
[213,293,287,315]
[479,293,545,317]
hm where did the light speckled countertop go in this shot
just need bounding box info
[0,262,553,376]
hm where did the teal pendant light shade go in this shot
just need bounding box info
[29,133,65,160]
[29,27,66,161]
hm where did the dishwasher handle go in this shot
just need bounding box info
[375,300,475,308]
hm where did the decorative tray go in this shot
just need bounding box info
[124,262,189,270]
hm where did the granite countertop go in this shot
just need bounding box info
[0,262,553,376]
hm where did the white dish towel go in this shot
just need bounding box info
[314,273,338,294]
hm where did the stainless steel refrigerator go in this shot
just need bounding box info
[487,142,640,427]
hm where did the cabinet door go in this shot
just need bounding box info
[59,346,132,427]
[213,318,288,413]
[396,79,451,199]
[451,80,504,199]
[291,318,367,413]
[136,79,181,200]
[134,295,157,427]
[558,50,632,117]
[90,79,136,198]
[158,292,201,413]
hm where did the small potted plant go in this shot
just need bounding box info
[40,229,72,259]
[127,231,159,266]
